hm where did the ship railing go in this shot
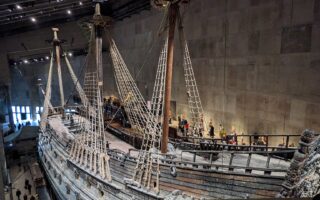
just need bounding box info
[108,148,293,176]
[174,141,297,151]
[172,134,301,149]
[48,105,82,116]
[178,149,294,175]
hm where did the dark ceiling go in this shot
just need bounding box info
[0,0,150,37]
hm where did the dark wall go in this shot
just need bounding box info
[108,0,320,145]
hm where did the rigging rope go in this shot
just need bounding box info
[40,52,54,131]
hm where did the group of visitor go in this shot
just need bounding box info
[15,179,36,200]
[178,116,189,136]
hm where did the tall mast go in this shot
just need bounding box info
[161,3,178,154]
[93,3,104,92]
[52,28,65,109]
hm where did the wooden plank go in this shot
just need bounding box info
[159,175,277,198]
[166,166,284,185]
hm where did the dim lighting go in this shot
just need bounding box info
[67,9,72,15]
[30,17,36,22]
[79,1,83,6]
[16,5,22,10]
[68,52,73,57]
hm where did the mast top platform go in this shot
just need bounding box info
[52,27,60,41]
[93,3,108,27]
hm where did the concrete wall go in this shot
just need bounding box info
[0,20,115,122]
[109,0,320,142]
[0,21,88,121]
[0,0,319,144]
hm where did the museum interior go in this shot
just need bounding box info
[0,0,319,199]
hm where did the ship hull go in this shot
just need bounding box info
[38,115,287,199]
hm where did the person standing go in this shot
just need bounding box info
[209,120,214,138]
[16,189,21,200]
[23,194,28,200]
[24,179,29,189]
[185,121,189,136]
[27,184,32,195]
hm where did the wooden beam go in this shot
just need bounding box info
[161,3,178,154]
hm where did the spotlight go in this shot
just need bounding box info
[68,52,73,57]
[67,9,72,15]
[30,17,36,22]
[34,58,38,62]
[38,78,42,81]
[16,5,22,10]
[79,1,83,6]
[23,59,29,64]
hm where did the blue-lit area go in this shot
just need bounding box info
[11,106,42,125]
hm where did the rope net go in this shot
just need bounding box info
[109,38,168,192]
[182,40,206,136]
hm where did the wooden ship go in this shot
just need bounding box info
[37,1,320,199]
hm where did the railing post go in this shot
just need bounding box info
[266,153,271,168]
[229,153,234,171]
[264,153,272,175]
[193,152,196,163]
[286,135,289,148]
[245,153,252,173]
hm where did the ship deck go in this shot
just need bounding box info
[104,130,290,176]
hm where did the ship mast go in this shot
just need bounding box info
[52,28,65,111]
[161,2,179,154]
[93,3,104,94]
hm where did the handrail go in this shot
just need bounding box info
[173,133,302,149]
[180,149,296,154]
[107,148,289,176]
[199,143,297,150]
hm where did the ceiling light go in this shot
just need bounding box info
[23,59,29,64]
[67,9,72,15]
[45,56,50,60]
[79,1,83,6]
[68,52,73,57]
[16,5,22,10]
[30,17,36,22]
